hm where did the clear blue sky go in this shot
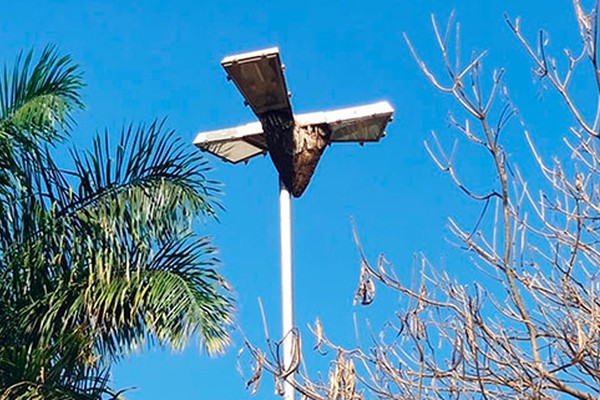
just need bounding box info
[1,1,582,398]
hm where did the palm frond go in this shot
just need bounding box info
[0,46,84,237]
[23,234,233,359]
[67,120,220,223]
[0,45,84,147]
[0,342,120,400]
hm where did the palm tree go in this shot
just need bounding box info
[0,47,234,399]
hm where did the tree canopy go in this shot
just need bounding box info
[0,47,234,399]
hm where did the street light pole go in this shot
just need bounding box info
[193,47,394,400]
[279,178,294,400]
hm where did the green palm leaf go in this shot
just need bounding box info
[0,45,84,145]
[0,45,83,220]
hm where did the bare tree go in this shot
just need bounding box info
[240,2,600,398]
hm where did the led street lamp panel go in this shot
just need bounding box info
[194,101,393,164]
[222,47,292,118]
[294,101,394,142]
[193,121,267,164]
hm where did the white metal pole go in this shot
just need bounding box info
[279,177,295,400]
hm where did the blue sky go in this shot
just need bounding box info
[0,1,584,398]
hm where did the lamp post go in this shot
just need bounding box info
[194,47,394,400]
